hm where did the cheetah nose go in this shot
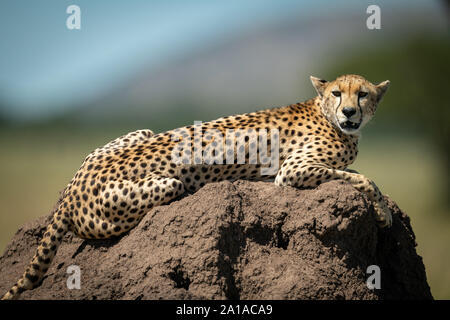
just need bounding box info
[342,107,356,118]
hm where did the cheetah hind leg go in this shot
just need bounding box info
[1,176,184,300]
[82,176,187,239]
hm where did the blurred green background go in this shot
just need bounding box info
[0,0,449,298]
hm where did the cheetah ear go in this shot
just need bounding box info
[310,76,328,97]
[375,80,390,102]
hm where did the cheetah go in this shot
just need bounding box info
[2,74,391,299]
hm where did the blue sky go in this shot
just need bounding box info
[0,0,442,119]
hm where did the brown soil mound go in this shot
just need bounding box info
[0,180,432,300]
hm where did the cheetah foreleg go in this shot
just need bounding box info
[275,159,392,227]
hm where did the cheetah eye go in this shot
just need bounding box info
[332,91,341,97]
[358,91,368,98]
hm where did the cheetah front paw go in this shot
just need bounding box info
[374,201,392,228]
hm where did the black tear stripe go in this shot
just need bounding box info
[334,96,342,115]
[357,96,363,124]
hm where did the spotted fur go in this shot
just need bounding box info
[2,74,391,299]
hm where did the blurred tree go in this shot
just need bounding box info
[323,35,450,205]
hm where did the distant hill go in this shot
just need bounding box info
[24,8,450,131]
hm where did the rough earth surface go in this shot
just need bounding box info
[0,180,432,300]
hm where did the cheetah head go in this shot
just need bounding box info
[310,74,390,135]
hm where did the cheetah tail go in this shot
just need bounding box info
[1,207,71,300]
